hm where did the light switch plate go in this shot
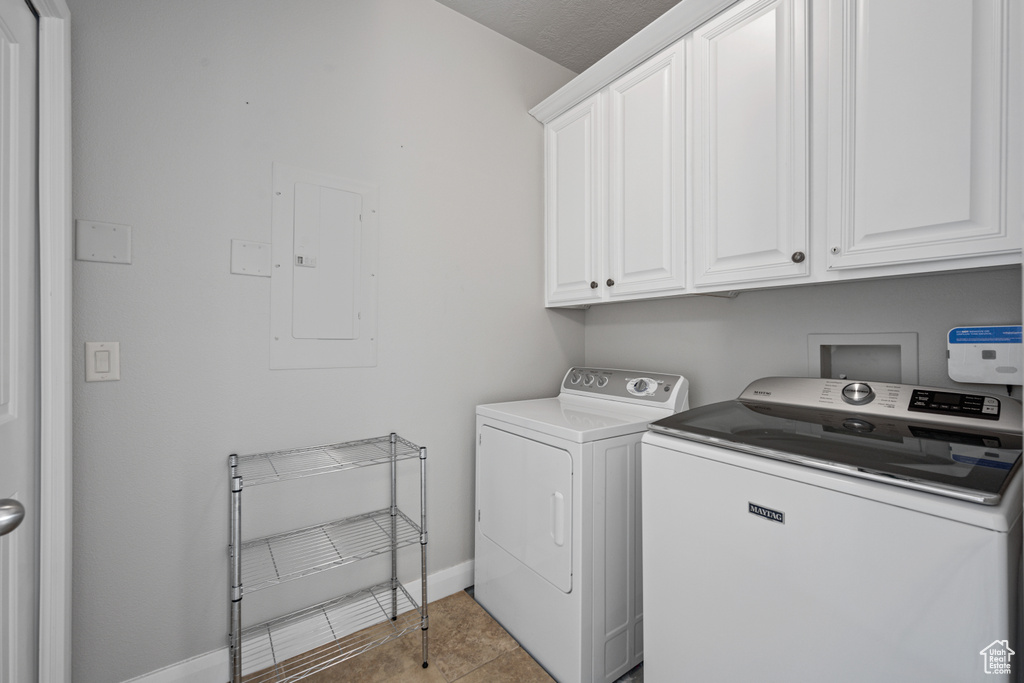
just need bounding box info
[85,342,120,382]
[76,220,132,264]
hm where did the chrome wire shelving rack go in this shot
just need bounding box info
[229,434,428,683]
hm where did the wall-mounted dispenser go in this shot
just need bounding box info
[947,326,1022,385]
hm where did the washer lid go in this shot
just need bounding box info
[649,400,1022,505]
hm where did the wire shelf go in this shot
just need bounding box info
[240,581,423,683]
[241,509,422,593]
[235,435,422,486]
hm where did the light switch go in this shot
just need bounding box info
[94,350,111,374]
[85,342,120,382]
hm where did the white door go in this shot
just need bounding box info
[0,0,39,681]
[544,93,603,306]
[825,0,1018,269]
[606,42,687,299]
[478,426,573,592]
[691,0,809,288]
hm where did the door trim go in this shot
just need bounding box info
[31,1,71,682]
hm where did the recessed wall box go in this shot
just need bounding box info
[808,332,918,384]
[947,326,1022,385]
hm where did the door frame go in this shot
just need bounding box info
[30,1,71,681]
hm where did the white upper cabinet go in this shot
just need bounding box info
[606,42,687,299]
[543,44,686,307]
[533,0,1020,306]
[692,0,809,288]
[544,94,603,306]
[825,0,1019,269]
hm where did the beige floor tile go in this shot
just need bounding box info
[251,590,551,683]
[422,591,520,681]
[454,647,555,683]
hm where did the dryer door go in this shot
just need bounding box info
[479,425,573,592]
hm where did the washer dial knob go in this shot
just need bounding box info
[841,382,874,405]
[583,374,595,387]
[568,371,582,385]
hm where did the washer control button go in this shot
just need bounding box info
[583,374,595,387]
[568,371,582,385]
[596,376,609,388]
[841,382,874,405]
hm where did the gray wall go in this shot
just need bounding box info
[585,268,1022,408]
[66,1,1024,681]
[68,1,580,681]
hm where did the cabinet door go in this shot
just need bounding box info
[825,0,1018,269]
[692,0,809,288]
[606,43,687,299]
[545,94,604,306]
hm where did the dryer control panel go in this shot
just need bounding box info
[561,367,690,412]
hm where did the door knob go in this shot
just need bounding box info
[0,499,25,537]
[606,279,615,287]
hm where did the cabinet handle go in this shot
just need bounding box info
[590,281,598,289]
[830,246,841,255]
[606,279,615,287]
[791,251,805,263]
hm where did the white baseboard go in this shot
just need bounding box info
[122,560,474,683]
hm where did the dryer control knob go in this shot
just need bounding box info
[627,378,656,396]
[841,382,874,405]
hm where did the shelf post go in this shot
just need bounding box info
[419,445,429,668]
[229,455,243,683]
[227,456,242,679]
[390,432,398,620]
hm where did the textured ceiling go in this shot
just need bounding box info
[434,0,683,74]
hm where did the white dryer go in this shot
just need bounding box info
[475,367,689,683]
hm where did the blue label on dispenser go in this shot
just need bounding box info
[948,326,1022,344]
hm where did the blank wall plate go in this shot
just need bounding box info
[76,220,132,264]
[230,240,271,277]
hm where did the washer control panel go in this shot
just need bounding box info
[908,388,1001,420]
[738,376,1021,432]
[562,367,689,411]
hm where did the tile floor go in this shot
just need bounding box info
[294,590,644,683]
